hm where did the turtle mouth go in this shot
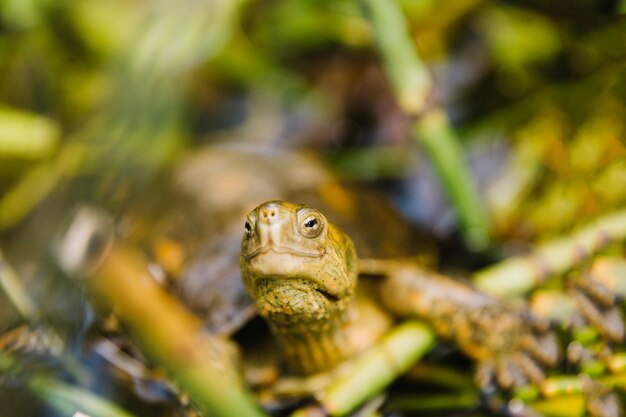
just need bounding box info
[243,245,325,260]
[257,277,339,300]
[243,247,344,302]
[301,288,340,306]
[313,285,340,302]
[256,275,340,300]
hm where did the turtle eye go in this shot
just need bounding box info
[244,221,252,237]
[299,215,322,238]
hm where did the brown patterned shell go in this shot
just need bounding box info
[124,144,434,335]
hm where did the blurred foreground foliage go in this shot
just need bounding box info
[1,0,626,416]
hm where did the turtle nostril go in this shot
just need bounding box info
[260,207,279,223]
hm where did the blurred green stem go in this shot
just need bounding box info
[406,362,476,391]
[57,207,267,417]
[474,208,626,296]
[292,321,434,417]
[0,351,137,417]
[526,373,626,416]
[93,244,266,417]
[359,0,490,250]
[387,392,478,412]
[415,110,490,249]
[359,0,431,113]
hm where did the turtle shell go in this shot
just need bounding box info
[123,144,435,335]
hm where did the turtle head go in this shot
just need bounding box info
[240,201,357,329]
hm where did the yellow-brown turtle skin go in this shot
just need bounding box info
[240,200,560,387]
[240,201,359,374]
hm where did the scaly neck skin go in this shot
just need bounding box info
[268,304,352,375]
[251,274,356,375]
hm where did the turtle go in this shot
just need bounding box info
[239,200,625,416]
[238,201,558,381]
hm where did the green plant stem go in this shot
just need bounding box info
[474,208,626,297]
[359,0,490,250]
[387,392,478,412]
[415,110,491,250]
[529,395,586,417]
[406,362,476,391]
[293,321,434,417]
[93,245,266,417]
[525,373,626,416]
[359,0,431,113]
